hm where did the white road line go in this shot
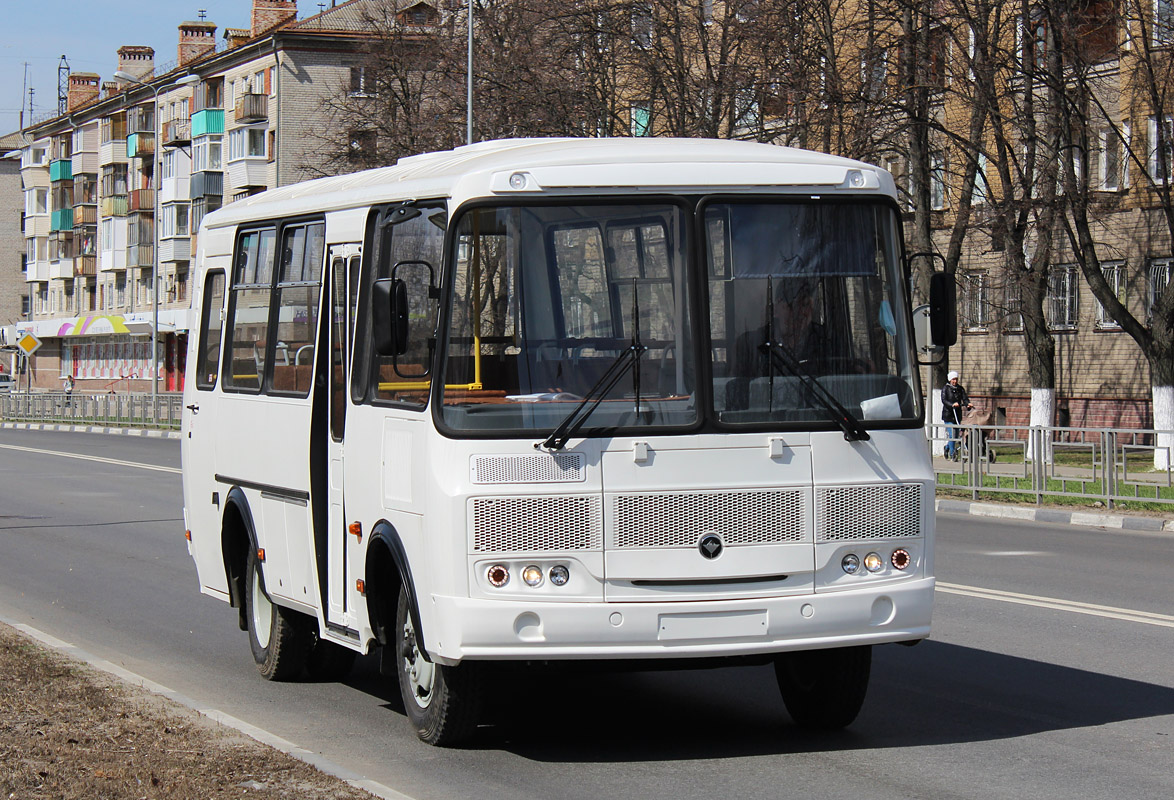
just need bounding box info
[937,581,1174,628]
[0,614,415,800]
[0,442,180,474]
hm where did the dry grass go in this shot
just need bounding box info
[0,623,378,800]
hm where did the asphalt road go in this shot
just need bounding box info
[1,428,1171,800]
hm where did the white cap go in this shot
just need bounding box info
[947,371,959,380]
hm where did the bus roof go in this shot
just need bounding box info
[203,137,895,230]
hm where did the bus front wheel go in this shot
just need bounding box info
[245,551,308,681]
[774,645,871,730]
[394,585,482,746]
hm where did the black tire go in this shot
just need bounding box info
[244,551,308,681]
[774,645,871,730]
[305,629,357,682]
[394,585,482,746]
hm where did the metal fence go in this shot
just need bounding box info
[0,391,183,430]
[933,422,1174,509]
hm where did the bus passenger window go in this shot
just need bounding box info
[270,222,325,396]
[224,228,276,392]
[195,271,225,390]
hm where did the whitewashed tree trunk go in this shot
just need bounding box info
[1153,385,1174,470]
[1027,387,1054,463]
[928,372,946,456]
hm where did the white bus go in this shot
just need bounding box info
[181,138,954,745]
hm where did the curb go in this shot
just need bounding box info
[935,498,1174,533]
[0,421,181,440]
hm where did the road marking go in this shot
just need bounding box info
[984,550,1049,557]
[938,581,1174,628]
[0,442,180,474]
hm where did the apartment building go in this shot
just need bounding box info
[13,0,386,392]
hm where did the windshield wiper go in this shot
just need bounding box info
[760,281,869,442]
[540,280,647,451]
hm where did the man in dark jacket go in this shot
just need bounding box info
[941,370,972,461]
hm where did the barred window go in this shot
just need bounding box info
[962,271,991,331]
[1047,265,1079,330]
[1095,262,1124,330]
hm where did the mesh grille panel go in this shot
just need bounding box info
[471,453,585,484]
[816,483,922,541]
[611,489,808,549]
[471,495,602,553]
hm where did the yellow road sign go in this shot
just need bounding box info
[16,332,42,357]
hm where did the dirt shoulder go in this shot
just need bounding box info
[0,623,378,800]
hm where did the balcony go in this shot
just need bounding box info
[227,159,270,192]
[100,195,128,217]
[50,208,74,232]
[159,237,191,264]
[234,93,268,124]
[99,140,127,166]
[75,255,97,277]
[191,109,225,138]
[72,205,97,224]
[129,188,155,213]
[127,132,155,159]
[127,243,155,268]
[190,170,223,198]
[162,118,192,147]
[49,159,73,182]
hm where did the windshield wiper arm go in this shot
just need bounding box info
[759,339,870,442]
[539,343,646,450]
[541,280,648,451]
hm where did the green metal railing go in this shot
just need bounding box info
[0,391,183,430]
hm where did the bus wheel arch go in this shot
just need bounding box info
[220,488,256,633]
[365,522,414,649]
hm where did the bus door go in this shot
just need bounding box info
[323,243,361,630]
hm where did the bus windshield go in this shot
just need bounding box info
[437,199,919,437]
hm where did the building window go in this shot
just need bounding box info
[1158,0,1174,46]
[349,66,373,97]
[1148,258,1172,323]
[228,127,266,161]
[1047,265,1080,330]
[970,153,989,206]
[632,2,653,48]
[930,151,947,210]
[962,271,991,331]
[1095,262,1125,329]
[193,135,223,172]
[1100,126,1122,191]
[631,102,651,137]
[348,129,376,162]
[1150,116,1174,184]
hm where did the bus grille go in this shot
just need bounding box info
[470,495,602,552]
[471,453,585,484]
[815,483,922,541]
[610,489,808,549]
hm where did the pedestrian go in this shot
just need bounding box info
[62,373,74,410]
[941,370,973,461]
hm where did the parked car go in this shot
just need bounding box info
[0,373,14,392]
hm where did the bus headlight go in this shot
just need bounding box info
[522,565,544,587]
[841,554,861,575]
[549,565,570,586]
[864,552,884,573]
[487,564,510,587]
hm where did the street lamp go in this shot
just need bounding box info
[112,71,199,422]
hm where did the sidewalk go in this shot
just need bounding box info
[0,420,181,439]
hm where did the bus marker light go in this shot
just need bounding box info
[256,548,265,562]
[348,522,362,542]
[356,579,365,595]
[522,565,543,587]
[891,548,911,570]
[549,565,570,586]
[509,172,528,190]
[487,565,510,587]
[841,554,860,575]
[864,552,884,573]
[185,530,192,542]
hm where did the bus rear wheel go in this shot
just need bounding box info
[394,585,482,746]
[774,645,871,730]
[245,551,308,681]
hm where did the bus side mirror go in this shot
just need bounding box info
[929,272,957,348]
[373,277,409,356]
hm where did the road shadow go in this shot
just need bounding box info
[363,641,1174,760]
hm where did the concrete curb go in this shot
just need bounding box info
[0,421,181,439]
[935,498,1174,533]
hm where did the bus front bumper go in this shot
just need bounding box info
[425,577,934,664]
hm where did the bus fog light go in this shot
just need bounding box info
[864,552,884,573]
[841,554,861,575]
[891,548,911,570]
[522,565,544,587]
[549,565,570,586]
[487,564,510,587]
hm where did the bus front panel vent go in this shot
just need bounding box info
[471,453,586,484]
[470,494,602,553]
[609,488,809,549]
[815,483,922,541]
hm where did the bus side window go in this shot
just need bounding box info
[195,271,226,390]
[224,228,276,392]
[368,207,443,407]
[269,222,325,396]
